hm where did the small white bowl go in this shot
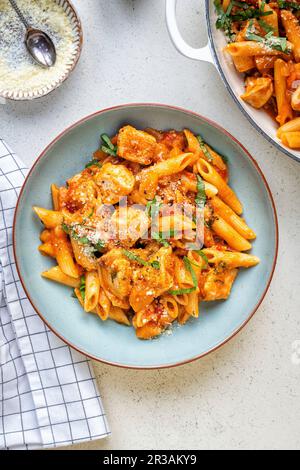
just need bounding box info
[0,0,83,101]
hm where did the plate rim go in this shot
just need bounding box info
[12,103,279,369]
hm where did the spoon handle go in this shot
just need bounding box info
[8,0,30,29]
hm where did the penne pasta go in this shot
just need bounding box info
[274,59,293,127]
[38,242,56,258]
[33,207,63,228]
[160,295,179,320]
[210,196,256,240]
[211,216,252,252]
[136,323,162,340]
[84,271,100,313]
[108,306,131,326]
[196,159,243,214]
[35,125,259,339]
[281,10,300,63]
[202,249,260,269]
[225,41,292,58]
[181,173,218,198]
[97,288,111,321]
[258,1,279,37]
[146,152,195,178]
[277,117,300,138]
[51,184,60,211]
[280,131,300,149]
[42,266,81,288]
[186,291,200,318]
[53,226,80,279]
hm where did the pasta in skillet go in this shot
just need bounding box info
[215,0,300,149]
[34,125,259,340]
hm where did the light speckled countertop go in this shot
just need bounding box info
[1,0,300,450]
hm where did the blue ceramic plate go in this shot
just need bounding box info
[13,104,278,369]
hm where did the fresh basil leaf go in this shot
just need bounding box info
[169,257,198,295]
[197,135,213,162]
[152,232,170,247]
[101,145,117,157]
[278,1,300,11]
[122,249,160,270]
[62,222,70,234]
[151,260,161,270]
[78,237,89,245]
[146,197,161,218]
[85,159,102,169]
[245,20,289,53]
[258,19,275,34]
[101,133,115,151]
[94,240,106,251]
[195,175,206,209]
[184,257,198,287]
[79,275,86,300]
[168,287,197,295]
[194,250,209,269]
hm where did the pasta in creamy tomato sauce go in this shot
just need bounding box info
[215,0,300,149]
[34,125,259,340]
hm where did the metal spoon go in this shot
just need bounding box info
[9,0,56,68]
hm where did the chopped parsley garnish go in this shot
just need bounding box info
[197,135,213,162]
[195,175,206,209]
[169,257,198,295]
[79,275,86,301]
[245,20,289,53]
[101,133,118,156]
[85,159,102,169]
[122,249,160,270]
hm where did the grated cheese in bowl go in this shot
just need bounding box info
[0,0,82,100]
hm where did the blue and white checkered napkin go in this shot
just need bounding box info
[0,139,110,449]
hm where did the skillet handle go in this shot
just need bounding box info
[166,0,214,64]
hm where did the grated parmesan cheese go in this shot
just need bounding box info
[0,0,78,94]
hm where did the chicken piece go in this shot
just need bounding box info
[241,77,273,109]
[61,174,99,221]
[93,162,135,204]
[110,206,150,247]
[129,247,174,312]
[99,248,132,300]
[117,125,157,165]
[202,268,238,301]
